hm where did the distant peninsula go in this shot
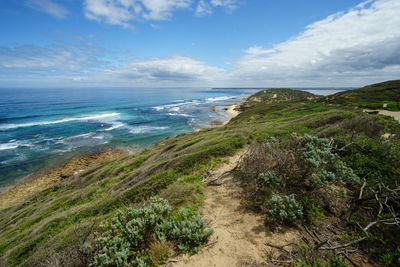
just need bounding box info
[211,87,356,90]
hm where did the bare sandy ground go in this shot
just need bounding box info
[170,150,299,267]
[222,103,240,125]
[364,109,400,122]
[377,110,400,122]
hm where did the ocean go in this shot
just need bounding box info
[0,87,346,187]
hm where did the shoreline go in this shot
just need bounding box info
[223,103,241,125]
[209,103,241,126]
[0,102,243,210]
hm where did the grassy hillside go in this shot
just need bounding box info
[324,80,400,110]
[247,88,316,102]
[1,83,400,266]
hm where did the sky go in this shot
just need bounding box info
[0,0,399,88]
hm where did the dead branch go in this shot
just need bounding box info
[342,253,359,267]
[205,236,218,247]
[320,218,397,250]
[336,142,365,152]
[162,258,179,265]
[302,224,322,243]
[206,170,234,186]
[358,178,367,200]
[314,241,328,250]
[264,242,293,254]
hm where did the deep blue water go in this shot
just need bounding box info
[0,87,345,187]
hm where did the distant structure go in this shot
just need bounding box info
[383,103,388,108]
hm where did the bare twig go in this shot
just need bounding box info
[205,237,218,247]
[314,241,328,250]
[320,219,397,250]
[162,258,179,265]
[343,253,359,267]
[206,171,233,186]
[358,178,367,200]
[336,142,365,152]
[265,242,293,254]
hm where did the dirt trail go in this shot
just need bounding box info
[377,110,400,122]
[364,109,400,122]
[171,150,298,267]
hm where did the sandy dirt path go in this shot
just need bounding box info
[364,109,400,122]
[170,150,298,267]
[377,110,400,122]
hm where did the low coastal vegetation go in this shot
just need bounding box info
[1,80,400,266]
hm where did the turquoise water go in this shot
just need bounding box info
[0,87,258,186]
[0,87,346,187]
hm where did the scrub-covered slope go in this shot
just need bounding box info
[1,83,399,266]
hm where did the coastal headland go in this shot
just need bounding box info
[1,80,400,266]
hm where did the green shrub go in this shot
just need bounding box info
[301,196,324,224]
[379,253,394,264]
[266,193,303,224]
[91,197,212,266]
[302,135,360,187]
[258,170,280,188]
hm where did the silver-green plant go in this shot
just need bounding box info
[258,170,280,188]
[91,197,212,266]
[302,135,360,187]
[266,193,303,224]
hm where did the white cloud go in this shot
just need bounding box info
[243,46,276,56]
[210,0,239,13]
[26,0,68,18]
[4,0,400,87]
[232,0,400,86]
[195,0,239,17]
[140,0,192,20]
[195,0,212,17]
[84,0,240,26]
[89,55,227,85]
[0,41,108,86]
[84,0,193,27]
[150,23,162,29]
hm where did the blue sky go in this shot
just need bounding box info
[0,0,399,88]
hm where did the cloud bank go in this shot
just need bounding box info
[232,0,400,86]
[4,0,400,87]
[83,0,240,27]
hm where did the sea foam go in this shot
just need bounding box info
[129,126,169,134]
[0,113,120,130]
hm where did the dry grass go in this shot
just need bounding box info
[149,241,172,264]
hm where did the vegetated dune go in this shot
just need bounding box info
[1,81,399,266]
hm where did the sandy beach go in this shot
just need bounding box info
[209,103,241,126]
[223,103,240,125]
